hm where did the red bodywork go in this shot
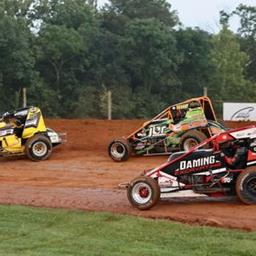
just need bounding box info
[144,125,256,196]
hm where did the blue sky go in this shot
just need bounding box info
[97,0,256,33]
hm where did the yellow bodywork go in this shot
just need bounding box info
[22,107,47,138]
[0,122,6,129]
[0,107,47,155]
[1,134,23,153]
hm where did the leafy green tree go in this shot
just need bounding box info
[175,28,212,99]
[33,0,100,116]
[0,0,37,112]
[233,5,256,82]
[30,0,97,29]
[98,0,181,117]
[2,0,255,119]
[121,18,181,94]
[208,25,252,110]
[0,0,33,18]
[71,86,102,118]
[220,5,256,82]
[131,87,167,118]
[37,25,84,90]
[234,4,256,38]
[102,0,178,29]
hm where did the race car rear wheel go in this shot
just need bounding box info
[25,134,52,161]
[127,176,160,210]
[108,138,131,161]
[180,130,208,151]
[236,168,256,204]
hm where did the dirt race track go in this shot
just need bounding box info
[1,119,256,231]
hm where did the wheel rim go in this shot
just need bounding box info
[132,182,152,204]
[247,177,256,196]
[183,138,198,151]
[32,141,48,157]
[111,142,126,159]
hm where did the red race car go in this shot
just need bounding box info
[127,126,256,210]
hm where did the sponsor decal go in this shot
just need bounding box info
[224,103,256,121]
[231,127,256,139]
[221,177,232,183]
[175,156,221,175]
[148,125,167,137]
[0,128,13,137]
[231,107,254,121]
[176,104,188,110]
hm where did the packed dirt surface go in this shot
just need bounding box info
[1,119,256,231]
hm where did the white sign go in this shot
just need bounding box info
[223,102,256,121]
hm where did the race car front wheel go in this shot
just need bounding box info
[25,134,52,161]
[236,168,256,204]
[127,176,160,210]
[108,138,131,161]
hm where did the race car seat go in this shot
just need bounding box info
[224,146,248,169]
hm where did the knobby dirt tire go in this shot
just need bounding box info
[236,167,256,204]
[127,176,160,210]
[108,138,131,162]
[180,130,209,151]
[25,134,52,161]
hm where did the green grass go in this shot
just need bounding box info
[0,205,255,256]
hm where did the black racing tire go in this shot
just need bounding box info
[25,134,52,161]
[108,138,131,162]
[127,176,160,210]
[236,168,256,204]
[180,130,209,151]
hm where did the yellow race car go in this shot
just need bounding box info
[0,106,62,161]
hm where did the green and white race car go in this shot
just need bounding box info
[108,96,225,161]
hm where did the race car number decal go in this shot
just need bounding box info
[148,125,167,137]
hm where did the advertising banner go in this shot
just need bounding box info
[223,102,256,121]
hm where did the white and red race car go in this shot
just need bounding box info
[127,126,256,210]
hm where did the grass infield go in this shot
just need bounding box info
[0,205,255,255]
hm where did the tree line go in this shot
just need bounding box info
[0,0,255,118]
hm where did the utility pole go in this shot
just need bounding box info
[203,87,208,97]
[22,88,27,108]
[107,90,112,120]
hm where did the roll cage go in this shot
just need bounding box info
[127,96,217,140]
